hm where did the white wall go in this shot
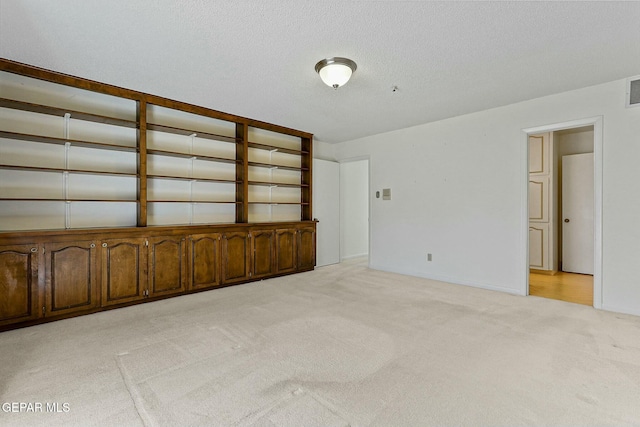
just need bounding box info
[340,159,369,260]
[334,78,640,316]
[313,140,337,161]
[555,127,594,157]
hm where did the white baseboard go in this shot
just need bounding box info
[368,263,525,296]
[341,253,368,261]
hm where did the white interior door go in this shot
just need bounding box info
[562,153,594,274]
[313,159,340,266]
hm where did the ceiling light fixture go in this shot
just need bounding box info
[315,57,357,89]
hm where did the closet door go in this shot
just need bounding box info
[313,159,340,266]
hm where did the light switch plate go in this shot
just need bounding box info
[382,188,391,200]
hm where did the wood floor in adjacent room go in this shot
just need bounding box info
[529,271,594,306]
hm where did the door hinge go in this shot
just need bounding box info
[42,306,45,317]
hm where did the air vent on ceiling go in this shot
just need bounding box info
[626,75,640,108]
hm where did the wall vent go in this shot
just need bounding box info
[626,75,640,108]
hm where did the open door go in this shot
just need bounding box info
[562,153,594,274]
[313,159,340,266]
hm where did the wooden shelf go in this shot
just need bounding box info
[248,202,308,205]
[0,59,316,332]
[147,123,238,144]
[148,200,240,204]
[248,181,308,188]
[147,174,238,184]
[0,98,136,128]
[248,141,307,155]
[248,161,306,172]
[0,130,137,152]
[0,198,138,202]
[147,148,237,164]
[0,164,137,177]
[0,59,313,230]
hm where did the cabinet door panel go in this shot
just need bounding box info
[297,227,316,271]
[252,230,275,279]
[45,241,98,316]
[102,238,146,306]
[529,177,549,222]
[529,133,550,175]
[0,244,40,326]
[148,236,186,296]
[276,229,297,274]
[221,232,250,284]
[529,224,549,270]
[189,234,221,290]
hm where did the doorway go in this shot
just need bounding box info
[339,158,369,262]
[522,118,603,308]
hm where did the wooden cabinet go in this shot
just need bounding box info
[44,240,99,317]
[528,132,555,272]
[0,58,317,331]
[148,236,187,296]
[221,232,251,284]
[0,244,40,326]
[189,233,221,290]
[276,228,297,274]
[0,222,316,330]
[297,227,316,271]
[101,235,186,305]
[251,230,275,279]
[101,238,147,306]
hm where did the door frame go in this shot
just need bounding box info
[339,156,371,266]
[521,117,603,308]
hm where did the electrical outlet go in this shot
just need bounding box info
[427,253,432,262]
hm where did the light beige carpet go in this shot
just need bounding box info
[1,259,640,426]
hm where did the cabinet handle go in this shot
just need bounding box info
[102,243,108,247]
[30,247,38,253]
[90,243,96,248]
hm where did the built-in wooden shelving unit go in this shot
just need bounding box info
[0,58,316,331]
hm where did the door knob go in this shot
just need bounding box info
[564,218,570,223]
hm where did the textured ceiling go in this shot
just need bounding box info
[1,1,639,143]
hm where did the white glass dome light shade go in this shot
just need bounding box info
[315,57,357,89]
[318,63,352,88]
